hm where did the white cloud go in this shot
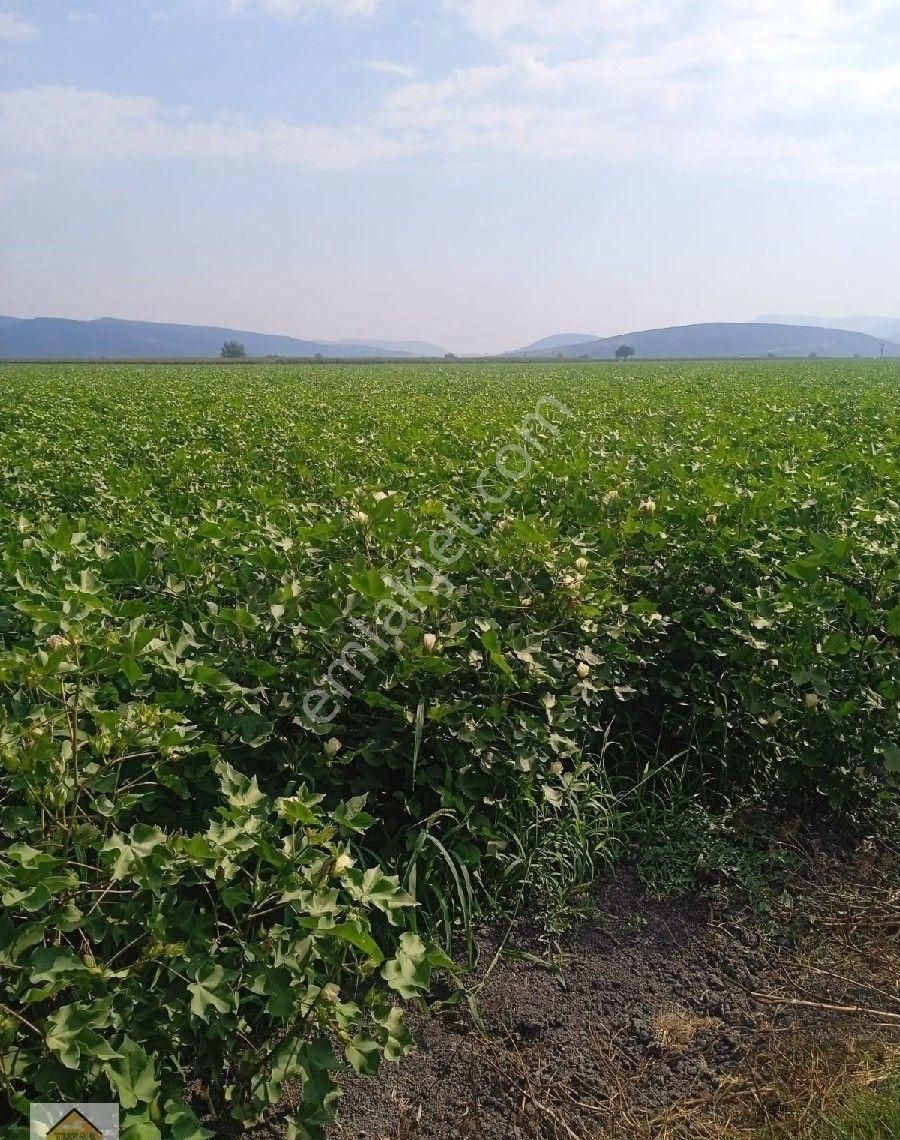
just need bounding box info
[0,86,413,168]
[0,11,38,40]
[365,60,420,78]
[227,0,381,15]
[420,0,900,178]
[2,2,899,182]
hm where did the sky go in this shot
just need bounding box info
[1,1,899,353]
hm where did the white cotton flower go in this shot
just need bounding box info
[640,498,656,514]
[805,693,820,709]
[575,557,589,573]
[423,632,438,653]
[351,510,369,525]
[332,851,354,876]
[324,737,342,757]
[577,662,590,679]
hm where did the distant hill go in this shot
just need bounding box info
[756,314,900,341]
[508,323,900,360]
[517,333,600,352]
[336,338,449,357]
[0,317,421,360]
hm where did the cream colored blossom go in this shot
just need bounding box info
[332,851,354,876]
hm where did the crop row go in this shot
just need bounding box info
[0,362,897,1137]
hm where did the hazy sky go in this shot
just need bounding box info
[1,1,899,352]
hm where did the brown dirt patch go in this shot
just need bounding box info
[328,843,900,1140]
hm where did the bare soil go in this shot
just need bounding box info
[328,838,900,1140]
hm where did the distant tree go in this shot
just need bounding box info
[444,352,457,360]
[808,352,818,360]
[221,340,246,359]
[767,352,776,359]
[615,345,636,361]
[314,353,324,363]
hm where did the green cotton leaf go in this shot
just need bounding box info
[78,568,102,594]
[215,760,268,810]
[319,921,384,964]
[188,964,236,1021]
[120,1111,163,1140]
[227,773,267,810]
[879,741,900,774]
[886,606,900,636]
[783,557,820,584]
[104,1036,160,1109]
[0,921,44,967]
[235,713,275,747]
[350,569,392,601]
[260,965,297,1019]
[164,1100,215,1140]
[277,788,326,826]
[177,834,217,863]
[2,882,53,911]
[28,946,92,986]
[45,1002,117,1069]
[345,867,416,916]
[306,1035,341,1073]
[268,1037,307,1092]
[480,628,514,677]
[4,842,59,870]
[218,606,259,630]
[331,794,375,835]
[509,517,554,545]
[119,655,144,684]
[425,945,455,972]
[294,1040,341,1131]
[346,1034,382,1075]
[821,631,850,657]
[381,932,431,999]
[377,1005,414,1062]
